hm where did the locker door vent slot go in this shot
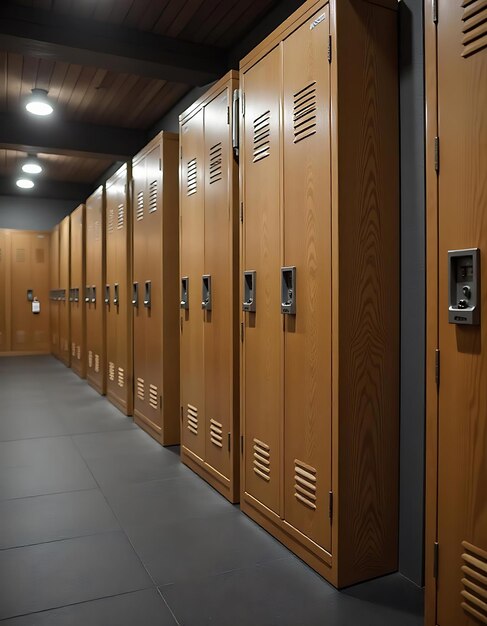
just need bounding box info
[294,460,317,510]
[136,191,144,221]
[108,207,115,233]
[76,345,81,361]
[117,367,125,388]
[252,111,271,163]
[210,419,223,448]
[209,142,223,184]
[71,342,76,357]
[16,248,26,263]
[461,541,487,623]
[149,384,159,410]
[137,378,145,401]
[35,248,45,263]
[94,354,100,373]
[253,438,271,481]
[187,159,198,196]
[187,404,198,435]
[88,350,93,368]
[462,0,487,57]
[109,362,115,381]
[117,203,124,229]
[293,82,317,143]
[149,180,158,213]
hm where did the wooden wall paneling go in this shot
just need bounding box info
[9,230,50,353]
[180,109,206,460]
[69,204,86,378]
[49,224,60,358]
[58,215,71,366]
[85,186,106,394]
[105,162,133,416]
[0,230,11,353]
[241,45,282,518]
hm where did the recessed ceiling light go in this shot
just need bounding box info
[22,157,43,175]
[25,89,54,116]
[16,178,35,189]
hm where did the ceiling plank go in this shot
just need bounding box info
[0,112,147,159]
[0,175,93,201]
[0,2,227,86]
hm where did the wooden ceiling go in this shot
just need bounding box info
[0,0,301,201]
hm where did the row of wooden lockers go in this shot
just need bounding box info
[48,0,401,593]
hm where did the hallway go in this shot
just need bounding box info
[0,356,423,625]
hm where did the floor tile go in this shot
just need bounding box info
[0,532,152,620]
[0,436,96,501]
[0,489,119,549]
[0,589,177,626]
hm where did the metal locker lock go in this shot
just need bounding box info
[91,286,96,304]
[281,267,296,315]
[113,283,119,306]
[242,271,256,312]
[85,286,91,303]
[26,289,34,302]
[74,288,79,303]
[104,284,110,305]
[448,248,480,325]
[201,275,212,311]
[180,277,189,310]
[132,282,139,307]
[144,281,151,308]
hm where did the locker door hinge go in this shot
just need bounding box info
[328,491,334,520]
[240,434,244,453]
[432,0,438,24]
[227,106,230,125]
[328,35,332,63]
[433,542,439,579]
[435,349,440,386]
[228,432,231,452]
[240,202,244,223]
[434,137,440,173]
[240,321,244,342]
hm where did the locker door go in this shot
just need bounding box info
[70,207,85,376]
[50,226,60,357]
[105,179,118,401]
[435,4,487,625]
[180,109,206,460]
[0,230,9,352]
[59,217,70,365]
[143,145,164,432]
[282,6,332,551]
[242,46,282,515]
[204,90,233,479]
[132,154,148,419]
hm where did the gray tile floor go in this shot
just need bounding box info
[0,356,424,625]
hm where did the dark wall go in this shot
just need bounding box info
[399,0,425,587]
[0,196,75,230]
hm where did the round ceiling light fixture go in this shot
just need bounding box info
[22,157,43,175]
[25,89,54,116]
[16,178,35,189]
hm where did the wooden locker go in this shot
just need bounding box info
[49,225,60,359]
[85,186,106,394]
[105,163,133,416]
[9,230,50,353]
[132,132,179,446]
[0,230,9,352]
[59,215,71,367]
[179,72,240,503]
[69,205,86,378]
[240,0,399,588]
[425,3,487,625]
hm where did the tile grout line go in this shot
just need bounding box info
[0,424,136,445]
[70,434,182,626]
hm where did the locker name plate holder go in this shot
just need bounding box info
[448,248,480,325]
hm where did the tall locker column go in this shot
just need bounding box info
[49,225,60,359]
[0,230,10,352]
[59,216,71,366]
[69,205,86,378]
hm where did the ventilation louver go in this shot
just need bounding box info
[462,0,487,57]
[253,438,271,481]
[253,111,271,163]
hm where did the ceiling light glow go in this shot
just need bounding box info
[16,178,35,189]
[25,89,54,116]
[22,159,43,175]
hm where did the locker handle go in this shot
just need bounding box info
[180,276,189,310]
[242,271,256,312]
[144,281,151,308]
[69,288,73,303]
[132,282,139,307]
[74,288,79,303]
[113,283,119,306]
[281,267,296,315]
[232,89,240,158]
[85,286,91,303]
[201,275,212,311]
[91,286,96,304]
[104,284,110,305]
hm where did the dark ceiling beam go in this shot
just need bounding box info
[0,176,93,202]
[0,3,226,86]
[0,113,147,160]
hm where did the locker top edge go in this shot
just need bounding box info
[179,70,239,126]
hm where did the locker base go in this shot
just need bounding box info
[134,411,179,447]
[86,375,105,396]
[181,445,239,504]
[106,391,133,417]
[71,364,86,380]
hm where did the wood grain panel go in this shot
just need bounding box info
[49,224,59,357]
[241,44,282,517]
[282,5,332,552]
[58,215,70,366]
[69,204,86,378]
[85,185,106,393]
